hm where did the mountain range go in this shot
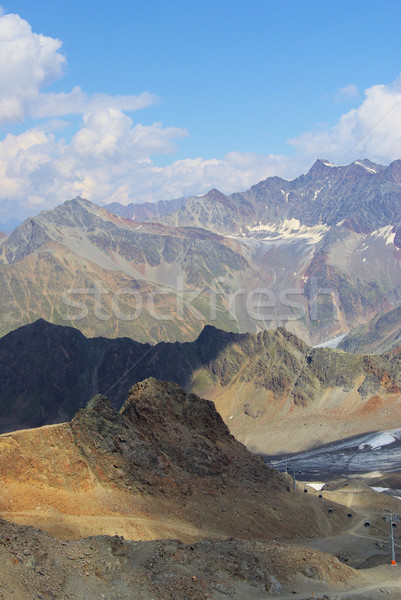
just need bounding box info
[1,159,401,345]
[2,318,401,455]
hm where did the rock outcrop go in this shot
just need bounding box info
[0,378,348,542]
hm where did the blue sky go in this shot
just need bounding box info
[0,0,401,220]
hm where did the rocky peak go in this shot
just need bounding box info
[195,324,239,353]
[307,159,337,178]
[121,378,231,442]
[71,378,273,491]
[3,217,51,264]
[203,188,227,201]
[83,393,118,421]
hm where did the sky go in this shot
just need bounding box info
[0,0,401,221]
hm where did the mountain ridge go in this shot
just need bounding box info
[2,319,401,455]
[159,158,401,235]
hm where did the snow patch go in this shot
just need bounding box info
[314,334,347,349]
[355,161,377,174]
[312,186,324,201]
[248,218,330,245]
[305,482,325,491]
[359,432,397,450]
[370,225,396,246]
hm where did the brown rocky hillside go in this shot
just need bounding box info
[0,378,348,542]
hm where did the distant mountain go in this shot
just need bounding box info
[160,159,401,235]
[0,197,251,343]
[106,196,187,221]
[0,217,22,233]
[2,159,401,345]
[2,319,401,454]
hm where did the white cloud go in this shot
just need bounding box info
[28,88,158,119]
[0,11,157,123]
[291,77,401,164]
[0,110,289,215]
[3,72,401,219]
[0,12,65,122]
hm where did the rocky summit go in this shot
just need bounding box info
[1,377,397,600]
[0,378,348,544]
[70,378,269,491]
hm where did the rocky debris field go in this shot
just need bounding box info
[0,518,355,600]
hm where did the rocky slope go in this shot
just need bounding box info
[106,196,186,221]
[339,304,401,354]
[0,378,348,544]
[0,197,253,343]
[160,159,401,234]
[143,158,401,342]
[0,518,356,600]
[2,159,401,345]
[2,320,401,454]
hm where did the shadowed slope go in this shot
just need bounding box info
[2,321,401,455]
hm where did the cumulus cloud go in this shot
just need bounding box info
[0,12,65,121]
[0,11,157,123]
[0,110,289,216]
[291,78,401,164]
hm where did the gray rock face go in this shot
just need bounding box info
[4,218,51,263]
[266,574,282,595]
[160,159,401,235]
